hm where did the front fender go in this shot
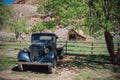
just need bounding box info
[17,50,30,62]
[39,51,55,63]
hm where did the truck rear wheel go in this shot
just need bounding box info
[58,49,64,60]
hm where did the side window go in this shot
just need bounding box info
[53,36,56,43]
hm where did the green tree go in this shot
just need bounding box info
[10,19,27,41]
[31,21,55,32]
[37,0,89,30]
[36,0,120,64]
[0,4,13,30]
[32,21,45,32]
[86,0,119,36]
[86,0,120,64]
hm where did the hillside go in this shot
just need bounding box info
[12,4,39,18]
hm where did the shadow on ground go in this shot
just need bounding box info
[12,53,120,74]
[57,53,111,70]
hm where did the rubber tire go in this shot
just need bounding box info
[48,65,54,74]
[58,49,64,60]
[48,59,57,74]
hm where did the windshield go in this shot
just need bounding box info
[32,34,53,43]
[39,36,52,40]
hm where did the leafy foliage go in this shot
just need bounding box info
[31,21,55,32]
[0,5,13,30]
[10,19,27,33]
[32,21,44,32]
[37,0,89,30]
[9,19,27,40]
[36,0,120,37]
[86,0,120,36]
[16,19,26,32]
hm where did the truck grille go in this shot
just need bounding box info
[29,44,44,62]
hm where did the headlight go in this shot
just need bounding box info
[23,48,30,53]
[44,48,49,54]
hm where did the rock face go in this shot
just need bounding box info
[12,4,39,18]
[14,0,27,4]
[12,3,41,30]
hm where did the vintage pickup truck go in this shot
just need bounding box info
[17,33,64,73]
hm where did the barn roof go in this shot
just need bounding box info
[54,28,86,40]
[54,28,68,40]
[69,28,86,39]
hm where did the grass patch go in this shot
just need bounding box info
[75,68,120,80]
[0,42,29,49]
[62,54,111,69]
[0,48,17,71]
[59,53,120,80]
[0,41,119,80]
[0,78,8,80]
[75,68,116,80]
[0,55,17,71]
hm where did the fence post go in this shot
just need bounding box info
[65,40,67,54]
[118,43,120,50]
[19,38,21,48]
[91,41,93,54]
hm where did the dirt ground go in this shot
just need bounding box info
[0,69,78,80]
[0,55,79,80]
[0,50,120,80]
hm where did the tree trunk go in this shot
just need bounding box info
[104,30,115,64]
[19,33,29,45]
[115,48,120,65]
[15,31,20,40]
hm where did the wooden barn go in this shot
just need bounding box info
[54,28,86,41]
[68,29,86,41]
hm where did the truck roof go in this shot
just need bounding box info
[32,33,58,38]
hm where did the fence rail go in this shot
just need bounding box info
[58,40,120,54]
[0,40,119,55]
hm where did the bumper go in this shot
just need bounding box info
[18,62,52,66]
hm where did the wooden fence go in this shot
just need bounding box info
[58,40,120,55]
[0,40,119,55]
[0,36,16,42]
